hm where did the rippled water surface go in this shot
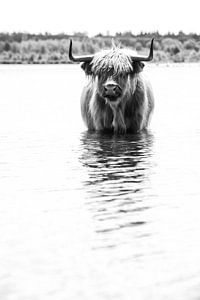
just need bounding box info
[1,64,200,299]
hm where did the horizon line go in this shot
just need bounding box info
[0,30,200,37]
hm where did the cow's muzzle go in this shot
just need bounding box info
[103,83,122,101]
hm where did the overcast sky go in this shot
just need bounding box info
[1,0,199,36]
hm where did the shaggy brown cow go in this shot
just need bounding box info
[69,39,155,134]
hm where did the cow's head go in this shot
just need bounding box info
[69,39,154,104]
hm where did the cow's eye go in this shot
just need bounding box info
[119,73,127,80]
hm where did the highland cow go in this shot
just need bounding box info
[69,39,155,134]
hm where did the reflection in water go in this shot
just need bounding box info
[1,65,200,299]
[80,131,155,245]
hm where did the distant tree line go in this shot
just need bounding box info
[0,31,200,64]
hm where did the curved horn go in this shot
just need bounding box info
[131,38,154,62]
[68,39,94,63]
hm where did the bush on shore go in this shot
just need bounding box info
[0,31,200,63]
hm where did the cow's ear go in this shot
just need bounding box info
[132,61,145,73]
[80,62,93,75]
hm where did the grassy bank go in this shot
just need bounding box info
[0,31,200,64]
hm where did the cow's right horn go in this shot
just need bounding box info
[130,38,154,62]
[68,39,94,63]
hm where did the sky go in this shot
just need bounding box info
[0,0,199,36]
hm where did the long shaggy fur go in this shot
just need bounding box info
[80,47,154,134]
[91,48,133,76]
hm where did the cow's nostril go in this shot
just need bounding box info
[115,86,122,97]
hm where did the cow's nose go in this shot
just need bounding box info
[103,84,122,99]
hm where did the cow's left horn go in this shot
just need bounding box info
[131,38,154,62]
[68,39,94,63]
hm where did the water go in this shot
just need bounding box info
[0,64,200,299]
